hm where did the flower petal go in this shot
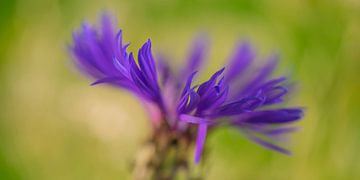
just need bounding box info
[225,42,254,83]
[179,114,213,124]
[246,133,291,155]
[238,54,279,96]
[245,108,303,124]
[215,97,263,116]
[181,35,208,79]
[197,67,225,96]
[195,124,208,163]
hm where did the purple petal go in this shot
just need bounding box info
[195,124,208,163]
[262,86,288,105]
[70,14,128,83]
[91,76,125,85]
[184,90,200,113]
[129,54,154,100]
[245,108,303,124]
[100,13,116,59]
[263,127,299,136]
[82,21,116,75]
[129,40,163,103]
[177,92,189,114]
[246,133,291,155]
[114,30,130,69]
[225,42,254,83]
[206,85,229,110]
[197,85,229,113]
[244,124,299,136]
[181,71,197,97]
[138,39,158,84]
[156,54,173,85]
[238,54,279,96]
[197,67,225,96]
[113,57,131,79]
[179,114,213,124]
[177,88,200,114]
[255,77,287,91]
[215,97,263,116]
[181,35,208,79]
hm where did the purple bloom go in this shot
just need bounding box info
[70,14,304,164]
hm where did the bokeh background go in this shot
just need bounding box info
[1,0,360,179]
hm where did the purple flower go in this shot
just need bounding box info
[70,14,304,164]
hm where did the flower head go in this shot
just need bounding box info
[70,14,304,164]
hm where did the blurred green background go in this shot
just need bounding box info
[1,0,360,179]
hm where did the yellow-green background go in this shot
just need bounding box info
[0,0,359,179]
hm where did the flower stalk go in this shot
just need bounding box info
[132,122,201,179]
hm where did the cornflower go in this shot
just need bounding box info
[69,14,303,179]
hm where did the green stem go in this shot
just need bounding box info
[132,123,202,180]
